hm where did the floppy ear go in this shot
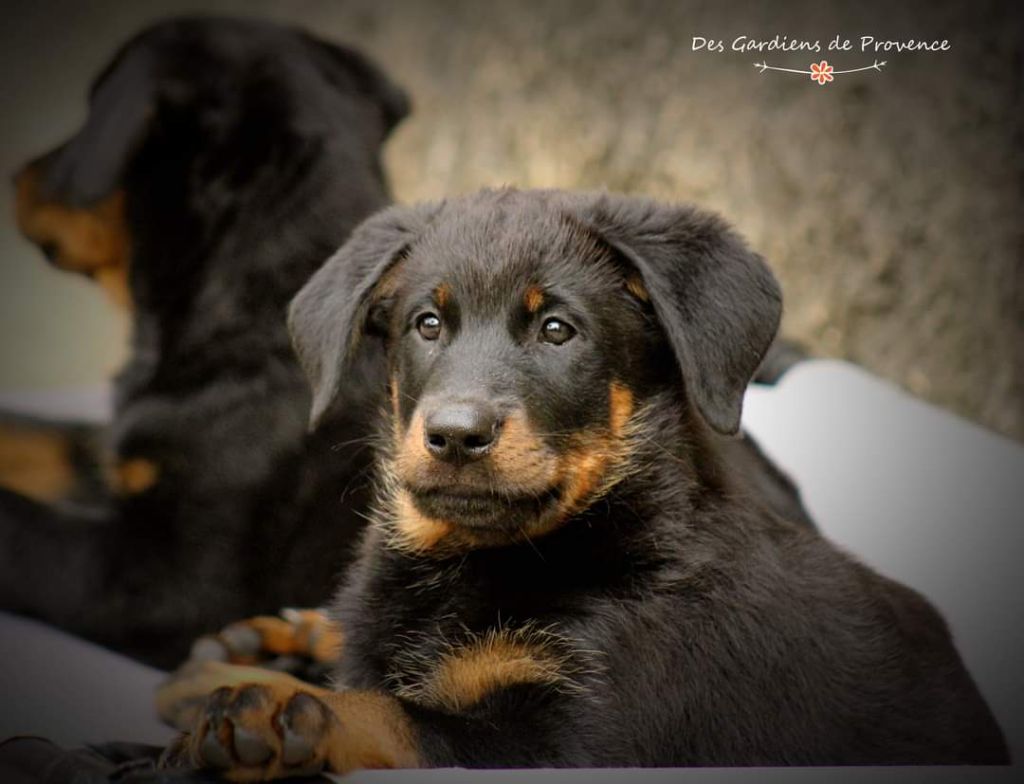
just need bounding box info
[40,48,155,206]
[300,33,410,137]
[288,202,438,429]
[564,193,781,435]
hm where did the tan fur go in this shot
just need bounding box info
[433,282,451,308]
[396,627,575,712]
[111,457,159,496]
[625,275,649,302]
[225,610,344,664]
[481,412,560,490]
[169,668,421,778]
[385,382,640,553]
[523,284,545,313]
[15,167,132,308]
[0,424,75,501]
[393,488,454,553]
[532,381,637,535]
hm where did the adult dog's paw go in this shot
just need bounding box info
[190,608,343,668]
[167,682,339,781]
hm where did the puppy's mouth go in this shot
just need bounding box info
[406,485,561,531]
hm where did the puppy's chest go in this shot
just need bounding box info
[338,559,593,710]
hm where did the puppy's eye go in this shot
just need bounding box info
[540,318,576,345]
[416,313,442,341]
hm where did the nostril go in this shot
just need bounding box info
[462,432,493,451]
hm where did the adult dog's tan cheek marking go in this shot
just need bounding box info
[14,167,133,309]
[111,458,160,496]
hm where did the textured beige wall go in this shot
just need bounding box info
[1,0,1020,439]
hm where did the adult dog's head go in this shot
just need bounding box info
[14,16,408,312]
[289,189,781,554]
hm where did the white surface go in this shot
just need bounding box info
[0,613,172,747]
[0,384,112,423]
[742,360,1024,764]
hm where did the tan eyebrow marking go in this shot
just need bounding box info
[524,285,545,313]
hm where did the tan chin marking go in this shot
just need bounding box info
[393,488,454,553]
[15,167,132,309]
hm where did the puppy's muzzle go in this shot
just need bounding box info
[423,399,501,465]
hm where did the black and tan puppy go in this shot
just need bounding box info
[0,17,407,667]
[167,188,1007,777]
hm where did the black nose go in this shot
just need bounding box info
[423,401,501,464]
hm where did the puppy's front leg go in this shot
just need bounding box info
[167,631,593,778]
[165,680,420,779]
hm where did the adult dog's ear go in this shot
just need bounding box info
[300,33,410,137]
[565,193,781,435]
[288,203,438,429]
[39,47,155,206]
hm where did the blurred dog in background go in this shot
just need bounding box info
[0,16,407,667]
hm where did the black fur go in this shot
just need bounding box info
[0,17,406,667]
[291,188,1008,766]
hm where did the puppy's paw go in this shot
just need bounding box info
[167,682,340,781]
[190,608,343,668]
[156,660,308,731]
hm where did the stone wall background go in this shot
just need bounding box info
[1,0,1021,439]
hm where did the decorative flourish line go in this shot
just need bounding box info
[754,59,886,85]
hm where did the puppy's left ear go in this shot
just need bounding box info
[566,193,781,435]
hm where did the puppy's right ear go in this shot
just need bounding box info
[288,203,437,429]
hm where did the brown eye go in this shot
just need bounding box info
[416,312,442,340]
[540,317,576,345]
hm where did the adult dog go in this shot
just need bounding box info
[1,16,407,667]
[167,189,1007,776]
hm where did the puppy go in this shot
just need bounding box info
[1,16,407,667]
[167,188,1008,777]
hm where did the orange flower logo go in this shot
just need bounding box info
[810,60,835,85]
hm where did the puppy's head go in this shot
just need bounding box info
[290,189,780,554]
[13,16,408,308]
